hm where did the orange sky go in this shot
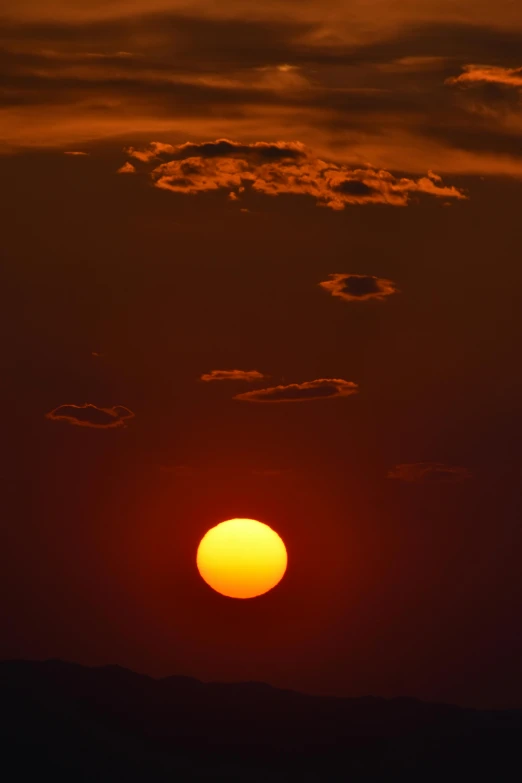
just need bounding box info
[1,0,522,709]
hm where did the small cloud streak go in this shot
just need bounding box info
[126,139,466,210]
[45,403,135,429]
[234,378,358,403]
[319,273,399,302]
[446,64,522,88]
[117,161,137,174]
[387,462,472,483]
[64,151,89,156]
[201,369,268,382]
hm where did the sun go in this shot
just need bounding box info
[196,518,288,599]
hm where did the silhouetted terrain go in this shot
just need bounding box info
[1,660,521,781]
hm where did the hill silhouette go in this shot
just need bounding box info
[1,659,521,781]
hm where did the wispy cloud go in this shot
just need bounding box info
[63,150,89,156]
[2,12,522,177]
[45,403,135,429]
[234,378,358,403]
[201,369,268,382]
[447,64,522,88]
[319,273,399,302]
[387,462,472,483]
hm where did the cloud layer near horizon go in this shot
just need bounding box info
[45,404,135,429]
[234,378,358,403]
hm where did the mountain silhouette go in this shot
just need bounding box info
[1,659,521,781]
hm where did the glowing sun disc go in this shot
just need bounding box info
[197,518,288,599]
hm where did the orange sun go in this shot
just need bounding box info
[196,518,288,599]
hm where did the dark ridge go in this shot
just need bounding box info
[1,659,521,781]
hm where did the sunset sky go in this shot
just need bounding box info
[1,0,522,709]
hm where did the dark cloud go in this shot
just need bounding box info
[4,16,522,76]
[320,273,399,302]
[126,140,306,163]
[0,13,314,69]
[128,139,465,209]
[354,23,522,66]
[234,378,358,403]
[344,276,382,296]
[334,180,377,197]
[416,124,522,160]
[201,369,268,382]
[45,404,135,429]
[387,462,473,483]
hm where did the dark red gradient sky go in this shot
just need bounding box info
[1,0,522,709]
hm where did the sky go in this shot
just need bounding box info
[1,0,522,709]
